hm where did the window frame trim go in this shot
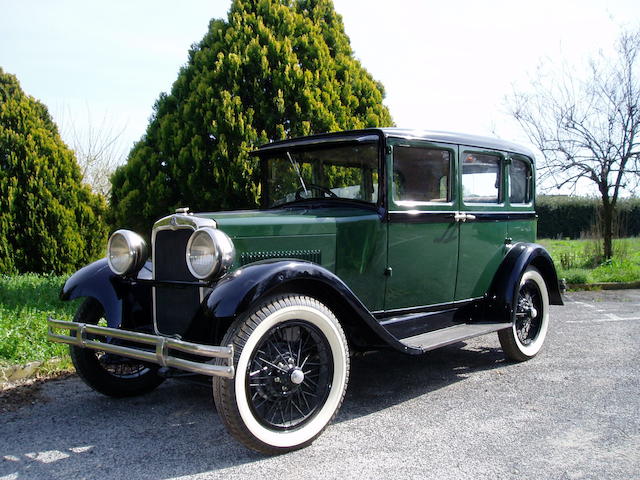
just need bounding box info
[460,149,506,208]
[387,140,458,211]
[507,154,535,207]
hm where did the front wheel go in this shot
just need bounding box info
[212,295,349,454]
[70,298,165,397]
[498,267,550,362]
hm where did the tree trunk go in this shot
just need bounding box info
[601,204,614,260]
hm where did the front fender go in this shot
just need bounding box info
[486,243,564,323]
[205,260,408,351]
[61,258,152,328]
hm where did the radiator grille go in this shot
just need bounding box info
[153,228,200,337]
[239,249,321,266]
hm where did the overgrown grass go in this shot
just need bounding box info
[538,237,640,284]
[0,274,78,371]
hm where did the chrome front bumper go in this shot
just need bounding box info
[47,318,234,379]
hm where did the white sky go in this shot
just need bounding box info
[1,0,639,193]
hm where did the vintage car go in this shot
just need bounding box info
[48,128,563,454]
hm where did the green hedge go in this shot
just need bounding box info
[1,69,108,275]
[537,195,640,239]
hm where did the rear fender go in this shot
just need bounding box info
[485,243,563,323]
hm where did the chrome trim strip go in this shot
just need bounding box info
[378,308,458,326]
[373,296,483,320]
[153,213,218,231]
[387,210,536,224]
[47,317,235,378]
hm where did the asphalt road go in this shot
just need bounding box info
[1,290,639,480]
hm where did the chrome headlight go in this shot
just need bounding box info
[186,228,235,280]
[107,230,148,276]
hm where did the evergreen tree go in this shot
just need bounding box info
[110,0,393,233]
[0,68,108,274]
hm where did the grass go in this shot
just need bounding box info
[538,237,640,285]
[0,274,78,373]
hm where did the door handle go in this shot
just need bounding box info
[454,212,476,222]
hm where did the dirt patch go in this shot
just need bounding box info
[0,372,74,414]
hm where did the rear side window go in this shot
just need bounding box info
[393,146,451,204]
[510,158,532,204]
[462,153,501,204]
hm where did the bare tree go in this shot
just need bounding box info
[507,28,640,259]
[59,106,127,197]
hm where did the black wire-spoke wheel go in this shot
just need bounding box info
[213,295,349,454]
[94,351,150,379]
[499,267,550,362]
[515,281,543,346]
[248,322,333,430]
[70,298,164,397]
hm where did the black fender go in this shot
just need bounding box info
[60,258,153,328]
[485,243,563,324]
[204,260,413,353]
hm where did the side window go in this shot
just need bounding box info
[393,146,451,204]
[510,158,532,204]
[462,153,501,204]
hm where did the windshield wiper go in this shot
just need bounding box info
[286,151,307,195]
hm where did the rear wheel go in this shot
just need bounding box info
[498,267,550,362]
[70,298,164,397]
[213,295,349,454]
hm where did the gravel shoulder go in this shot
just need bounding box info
[1,290,639,480]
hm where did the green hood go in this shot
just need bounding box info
[194,207,382,274]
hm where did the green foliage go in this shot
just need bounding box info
[537,195,640,239]
[536,196,598,239]
[0,274,78,367]
[539,237,640,285]
[560,269,589,285]
[110,0,394,233]
[0,69,108,274]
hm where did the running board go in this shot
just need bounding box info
[400,322,512,353]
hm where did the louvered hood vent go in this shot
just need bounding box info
[239,249,321,266]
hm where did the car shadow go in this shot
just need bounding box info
[340,341,506,420]
[1,341,507,480]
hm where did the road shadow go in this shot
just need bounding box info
[0,341,506,480]
[340,342,506,420]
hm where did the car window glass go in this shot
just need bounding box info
[510,158,531,204]
[392,146,451,203]
[265,142,379,206]
[462,153,501,203]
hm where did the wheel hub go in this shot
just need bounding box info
[290,367,304,385]
[515,282,542,345]
[256,353,306,397]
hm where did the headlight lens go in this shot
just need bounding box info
[186,228,235,280]
[107,230,148,276]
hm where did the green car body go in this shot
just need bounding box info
[48,128,563,454]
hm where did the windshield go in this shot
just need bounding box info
[263,141,380,208]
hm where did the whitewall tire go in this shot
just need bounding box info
[498,267,550,362]
[212,295,349,454]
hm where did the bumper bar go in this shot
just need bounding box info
[47,318,234,379]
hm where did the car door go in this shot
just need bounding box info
[385,139,459,311]
[455,146,509,301]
